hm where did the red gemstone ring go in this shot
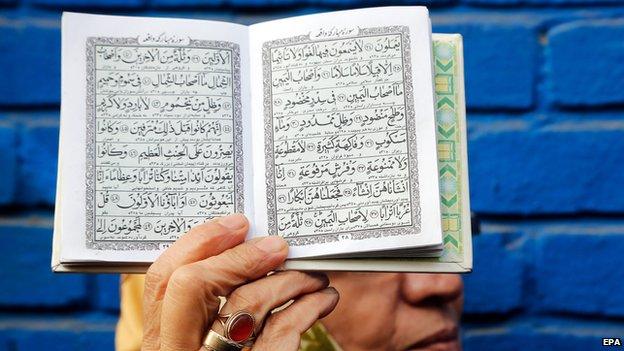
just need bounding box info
[216,310,256,346]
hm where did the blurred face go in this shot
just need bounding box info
[322,273,463,351]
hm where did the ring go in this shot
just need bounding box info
[216,310,256,346]
[203,330,242,351]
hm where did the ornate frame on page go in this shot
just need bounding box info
[262,26,422,246]
[84,37,243,250]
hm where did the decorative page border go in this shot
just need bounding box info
[85,37,243,250]
[433,37,464,263]
[262,26,422,246]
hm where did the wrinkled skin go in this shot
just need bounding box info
[322,272,463,351]
[140,213,463,351]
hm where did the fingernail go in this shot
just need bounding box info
[307,272,330,285]
[322,287,339,296]
[217,213,247,230]
[321,287,340,315]
[254,236,287,253]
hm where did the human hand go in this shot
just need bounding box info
[141,213,339,351]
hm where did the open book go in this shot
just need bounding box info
[52,7,472,273]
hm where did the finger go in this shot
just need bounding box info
[212,271,330,338]
[159,236,288,351]
[145,214,249,301]
[253,287,340,351]
[142,214,249,351]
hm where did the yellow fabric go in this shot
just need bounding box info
[116,274,146,351]
[299,323,342,351]
[116,274,342,351]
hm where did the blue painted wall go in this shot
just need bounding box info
[1,0,624,350]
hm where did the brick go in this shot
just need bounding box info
[314,0,455,5]
[93,275,120,312]
[13,329,115,351]
[534,0,624,3]
[31,0,144,8]
[461,0,521,4]
[229,0,299,7]
[433,14,538,110]
[463,232,524,314]
[0,221,88,307]
[464,0,624,4]
[233,8,318,26]
[149,0,223,7]
[311,0,375,6]
[463,320,621,351]
[547,19,624,107]
[463,326,529,351]
[0,315,117,351]
[16,118,59,206]
[469,115,624,214]
[0,18,61,106]
[0,121,17,205]
[535,232,624,317]
[0,334,9,351]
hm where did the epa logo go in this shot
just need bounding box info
[603,338,622,347]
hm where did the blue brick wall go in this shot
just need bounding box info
[0,19,60,106]
[547,19,624,107]
[0,121,17,205]
[0,1,623,350]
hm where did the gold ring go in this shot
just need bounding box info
[203,330,242,351]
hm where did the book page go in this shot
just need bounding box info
[57,13,252,263]
[283,34,472,272]
[249,7,443,258]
